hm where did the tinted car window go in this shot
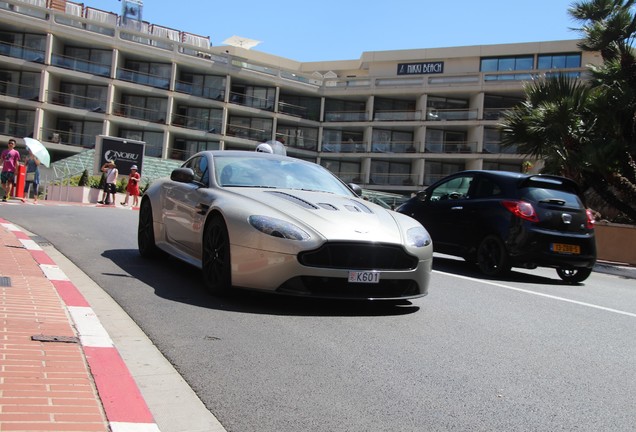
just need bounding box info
[520,187,583,208]
[429,175,472,201]
[183,156,209,185]
[470,177,503,199]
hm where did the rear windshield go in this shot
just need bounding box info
[520,187,584,208]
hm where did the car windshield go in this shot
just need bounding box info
[213,156,355,196]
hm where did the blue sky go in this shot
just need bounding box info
[84,0,582,62]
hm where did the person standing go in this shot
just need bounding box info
[23,149,41,203]
[97,160,118,205]
[1,138,21,202]
[121,165,140,207]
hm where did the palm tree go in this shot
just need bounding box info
[500,0,636,222]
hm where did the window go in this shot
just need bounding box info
[184,156,209,185]
[320,159,361,183]
[480,56,534,72]
[537,53,581,70]
[429,175,473,201]
[120,129,164,157]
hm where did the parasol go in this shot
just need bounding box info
[23,137,51,167]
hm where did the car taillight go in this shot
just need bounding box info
[586,209,595,230]
[501,200,539,222]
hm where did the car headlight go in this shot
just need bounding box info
[249,215,311,240]
[406,226,432,248]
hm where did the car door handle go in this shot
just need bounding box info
[451,206,463,210]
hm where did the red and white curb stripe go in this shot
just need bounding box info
[1,220,160,432]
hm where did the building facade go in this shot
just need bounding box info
[0,0,602,194]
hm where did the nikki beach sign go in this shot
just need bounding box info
[397,61,444,75]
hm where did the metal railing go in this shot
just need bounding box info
[0,79,39,100]
[112,102,166,123]
[0,40,45,62]
[371,141,418,153]
[47,89,107,112]
[175,81,225,101]
[322,140,367,153]
[426,108,478,121]
[41,127,98,148]
[171,113,222,133]
[229,92,274,111]
[424,141,478,153]
[117,68,170,89]
[373,110,421,121]
[324,111,368,122]
[51,53,111,76]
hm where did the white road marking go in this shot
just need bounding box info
[434,270,636,318]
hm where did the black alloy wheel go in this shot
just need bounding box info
[477,235,511,276]
[556,267,593,283]
[138,199,160,258]
[202,215,232,294]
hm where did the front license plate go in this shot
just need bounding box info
[348,271,380,284]
[551,243,581,254]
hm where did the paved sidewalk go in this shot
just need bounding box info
[0,218,159,432]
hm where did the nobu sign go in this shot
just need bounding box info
[397,62,444,75]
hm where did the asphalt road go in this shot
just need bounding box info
[2,204,636,432]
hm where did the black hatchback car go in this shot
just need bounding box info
[397,170,597,282]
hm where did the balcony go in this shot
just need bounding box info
[1,118,31,137]
[332,171,362,184]
[425,141,477,153]
[426,108,478,121]
[278,101,309,118]
[171,113,221,133]
[279,133,317,151]
[47,90,106,112]
[324,111,368,122]
[372,141,418,153]
[373,110,420,121]
[229,91,274,111]
[175,80,225,101]
[322,140,366,153]
[41,127,97,148]
[483,142,519,154]
[117,68,170,89]
[226,123,269,141]
[51,53,111,76]
[113,102,166,123]
[0,41,45,62]
[369,173,417,187]
[0,79,39,100]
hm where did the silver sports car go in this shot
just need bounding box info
[138,150,433,300]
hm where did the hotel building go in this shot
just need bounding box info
[0,0,602,195]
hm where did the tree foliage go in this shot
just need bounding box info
[499,0,636,222]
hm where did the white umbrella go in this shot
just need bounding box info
[23,137,50,167]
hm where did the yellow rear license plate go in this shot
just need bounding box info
[551,243,581,254]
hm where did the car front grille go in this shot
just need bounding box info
[298,242,418,270]
[277,276,421,299]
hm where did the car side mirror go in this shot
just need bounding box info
[416,190,428,201]
[348,183,363,196]
[171,167,195,183]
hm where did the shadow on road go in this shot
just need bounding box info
[432,255,575,286]
[102,248,421,317]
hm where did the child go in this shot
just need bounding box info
[121,165,140,207]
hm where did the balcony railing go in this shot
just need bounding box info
[278,101,309,119]
[117,68,170,89]
[1,119,31,137]
[0,79,39,100]
[171,113,222,133]
[483,142,519,154]
[331,171,363,184]
[426,108,478,121]
[229,92,274,111]
[369,173,417,187]
[0,41,45,62]
[47,90,107,112]
[279,134,318,151]
[226,123,269,141]
[373,110,420,121]
[175,81,225,101]
[51,53,111,76]
[425,141,477,153]
[41,127,97,148]
[324,111,368,122]
[371,141,418,153]
[322,140,366,153]
[483,108,511,120]
[113,102,166,123]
